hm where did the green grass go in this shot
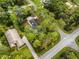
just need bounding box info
[36,36,60,56]
[10,46,34,59]
[75,36,79,47]
[36,43,55,56]
[0,45,33,59]
[52,47,79,59]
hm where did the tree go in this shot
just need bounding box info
[67,52,77,59]
[43,0,68,12]
[27,33,36,42]
[0,8,9,25]
[9,12,19,29]
[16,6,31,24]
[13,0,27,6]
[38,32,46,40]
[33,40,42,48]
[43,0,70,19]
[50,32,60,42]
[1,55,9,59]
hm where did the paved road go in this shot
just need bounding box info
[39,28,79,59]
[70,28,79,39]
[57,28,70,40]
[68,41,79,51]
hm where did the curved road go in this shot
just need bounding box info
[39,28,79,59]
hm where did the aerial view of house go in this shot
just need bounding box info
[0,0,79,59]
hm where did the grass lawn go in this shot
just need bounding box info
[10,45,34,59]
[0,45,33,59]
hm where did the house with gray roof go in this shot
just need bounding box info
[27,16,38,28]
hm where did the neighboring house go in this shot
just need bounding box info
[27,16,38,28]
[65,2,73,9]
[5,29,24,48]
[65,2,77,9]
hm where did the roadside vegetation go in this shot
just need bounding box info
[52,47,79,59]
[75,36,79,47]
